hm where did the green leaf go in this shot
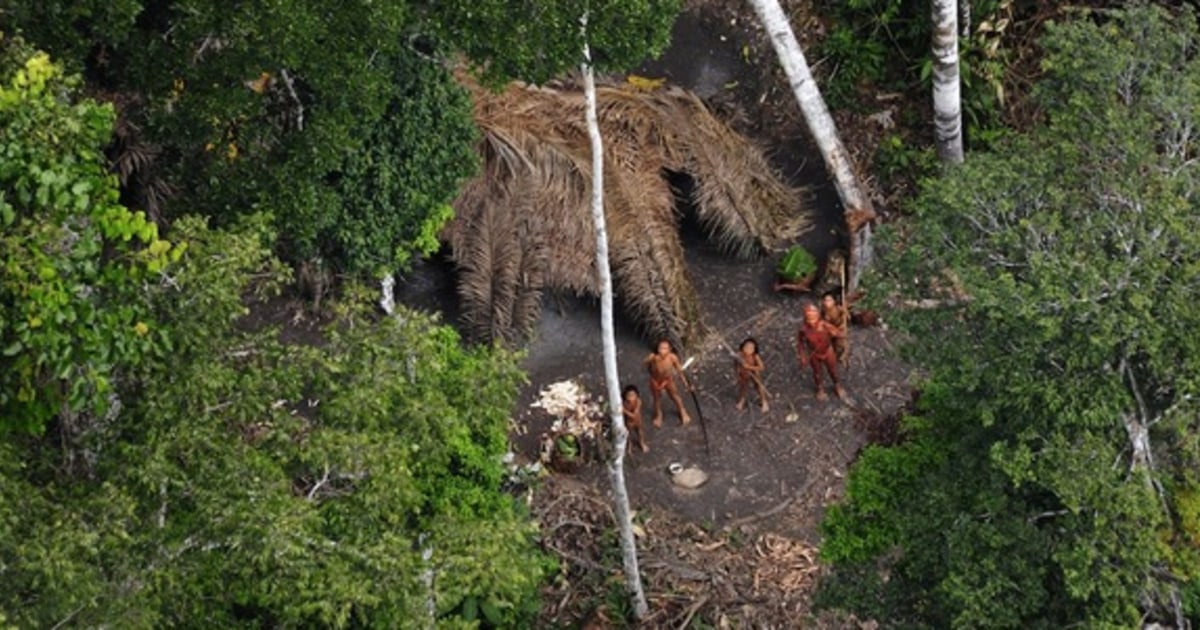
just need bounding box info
[480,599,502,624]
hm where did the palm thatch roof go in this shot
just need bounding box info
[445,76,812,348]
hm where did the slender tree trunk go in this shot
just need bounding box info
[418,533,435,629]
[932,0,965,163]
[582,21,649,620]
[379,273,395,315]
[748,0,875,290]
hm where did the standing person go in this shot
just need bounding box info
[621,385,649,453]
[797,302,846,401]
[821,292,850,366]
[644,339,693,427]
[735,337,769,413]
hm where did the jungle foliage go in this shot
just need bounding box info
[0,0,684,624]
[3,0,680,278]
[0,38,550,629]
[0,42,180,436]
[815,0,1021,149]
[818,4,1200,627]
[5,0,477,276]
[431,0,680,85]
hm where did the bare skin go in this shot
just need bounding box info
[621,387,649,453]
[772,277,814,293]
[735,339,769,413]
[797,303,847,401]
[644,340,692,427]
[821,293,850,366]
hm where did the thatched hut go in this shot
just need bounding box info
[445,77,811,347]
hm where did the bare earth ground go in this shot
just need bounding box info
[395,1,913,626]
[515,233,914,628]
[511,3,915,627]
[514,228,916,538]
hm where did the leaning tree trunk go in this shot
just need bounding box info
[582,23,650,620]
[748,0,875,291]
[932,0,965,163]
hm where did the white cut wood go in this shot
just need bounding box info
[582,19,649,619]
[748,0,876,290]
[932,0,965,163]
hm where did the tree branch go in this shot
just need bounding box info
[49,606,85,630]
[157,480,168,529]
[1027,509,1071,525]
[307,463,331,500]
[279,69,305,131]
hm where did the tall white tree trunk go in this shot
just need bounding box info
[581,22,649,620]
[748,0,875,290]
[932,0,965,163]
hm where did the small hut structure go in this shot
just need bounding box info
[445,77,811,346]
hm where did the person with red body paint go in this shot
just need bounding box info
[796,302,846,400]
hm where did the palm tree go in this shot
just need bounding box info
[446,76,811,346]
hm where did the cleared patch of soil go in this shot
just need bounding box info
[512,219,915,536]
[508,3,912,626]
[508,0,917,514]
[394,1,912,625]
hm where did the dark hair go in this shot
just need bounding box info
[739,337,759,355]
[622,384,639,397]
[822,291,840,304]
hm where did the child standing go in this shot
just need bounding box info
[735,338,769,412]
[644,339,693,427]
[821,292,850,365]
[621,385,649,453]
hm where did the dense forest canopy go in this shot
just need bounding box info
[3,0,678,276]
[2,0,1199,627]
[818,4,1200,627]
[0,44,546,626]
[0,0,679,626]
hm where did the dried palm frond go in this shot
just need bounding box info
[662,92,804,255]
[451,105,584,343]
[448,75,812,346]
[106,95,174,224]
[597,85,807,256]
[452,141,526,341]
[603,141,698,346]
